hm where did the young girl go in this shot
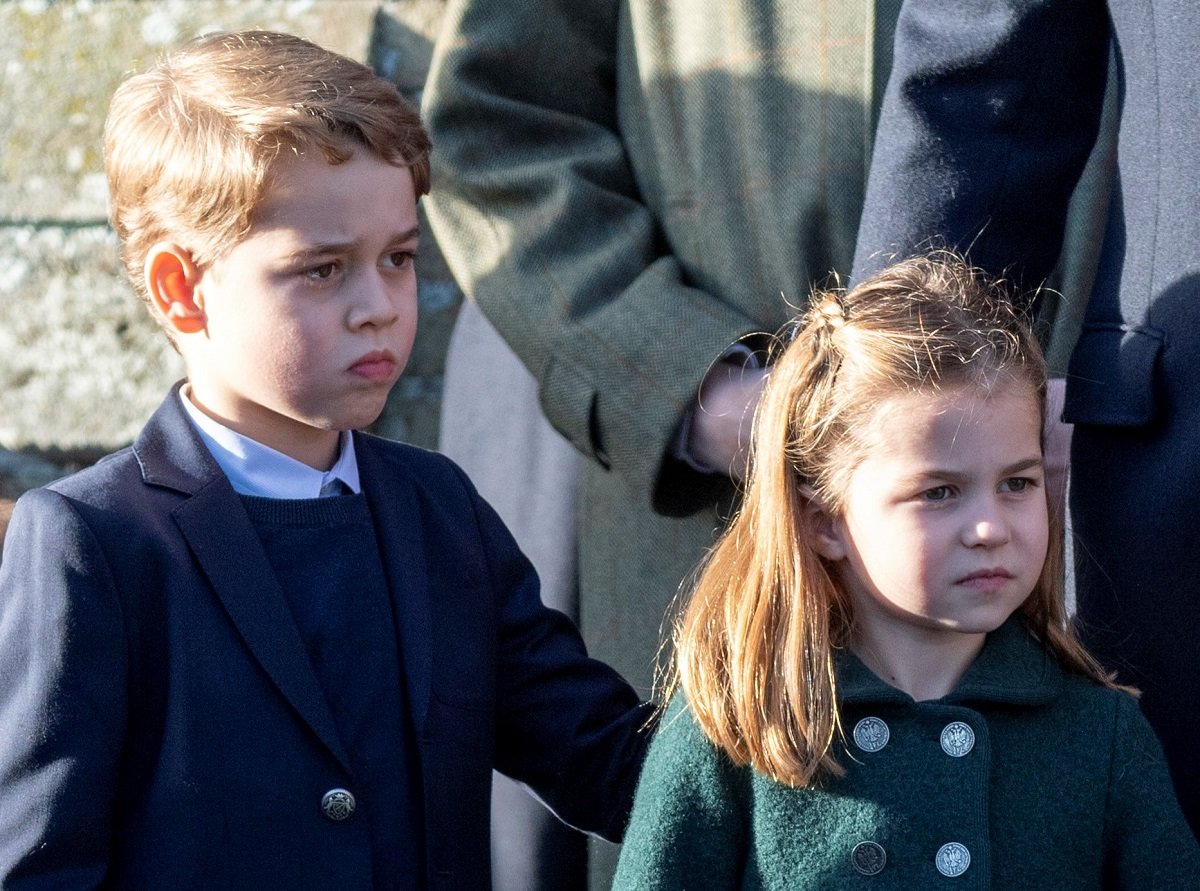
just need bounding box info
[613,255,1200,888]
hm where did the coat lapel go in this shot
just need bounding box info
[355,433,433,732]
[135,386,352,771]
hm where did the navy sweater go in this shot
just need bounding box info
[243,493,423,889]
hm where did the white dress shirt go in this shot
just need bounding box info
[179,387,361,498]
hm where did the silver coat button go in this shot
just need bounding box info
[851,840,887,876]
[935,842,971,877]
[940,721,975,757]
[853,717,890,753]
[321,788,356,821]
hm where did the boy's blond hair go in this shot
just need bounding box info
[104,29,431,317]
[672,253,1120,788]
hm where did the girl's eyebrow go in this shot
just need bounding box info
[899,456,1044,484]
[1000,456,1044,476]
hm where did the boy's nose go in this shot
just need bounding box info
[351,274,402,328]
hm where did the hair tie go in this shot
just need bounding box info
[818,299,846,331]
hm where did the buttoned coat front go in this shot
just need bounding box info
[0,388,652,889]
[613,622,1200,889]
[851,0,1200,832]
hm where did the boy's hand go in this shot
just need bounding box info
[686,361,770,481]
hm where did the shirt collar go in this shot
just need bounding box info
[179,387,361,499]
[836,618,1063,708]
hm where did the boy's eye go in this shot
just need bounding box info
[921,485,953,502]
[306,262,339,281]
[384,250,415,269]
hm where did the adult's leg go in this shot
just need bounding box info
[1071,326,1200,836]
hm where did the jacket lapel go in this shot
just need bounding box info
[355,433,433,732]
[135,386,352,771]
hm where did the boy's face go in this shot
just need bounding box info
[179,150,420,467]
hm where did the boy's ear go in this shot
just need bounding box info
[800,486,847,561]
[145,243,206,334]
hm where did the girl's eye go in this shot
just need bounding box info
[385,251,414,269]
[921,486,953,502]
[1001,477,1033,493]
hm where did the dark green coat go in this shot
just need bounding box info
[614,621,1200,888]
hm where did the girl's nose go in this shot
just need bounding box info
[963,503,1010,548]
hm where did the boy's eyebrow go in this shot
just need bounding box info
[286,225,422,259]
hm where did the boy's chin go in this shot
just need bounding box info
[333,402,389,434]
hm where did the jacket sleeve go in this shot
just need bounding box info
[422,0,761,514]
[0,489,127,887]
[1103,694,1200,885]
[455,461,655,841]
[852,0,1110,292]
[611,695,747,890]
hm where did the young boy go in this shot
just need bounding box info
[0,30,652,889]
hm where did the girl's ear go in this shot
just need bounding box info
[800,486,847,561]
[144,243,206,335]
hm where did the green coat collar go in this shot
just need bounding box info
[836,619,1063,708]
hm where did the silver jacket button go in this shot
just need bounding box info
[321,788,356,821]
[851,840,887,876]
[935,842,971,877]
[853,716,890,753]
[940,721,975,757]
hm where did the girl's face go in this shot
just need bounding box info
[814,378,1048,656]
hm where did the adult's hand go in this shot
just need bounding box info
[686,361,770,482]
[1044,377,1072,514]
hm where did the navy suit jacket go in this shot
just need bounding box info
[0,386,653,888]
[851,0,1200,833]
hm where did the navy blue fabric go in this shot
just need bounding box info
[0,384,654,888]
[852,0,1200,835]
[242,493,423,889]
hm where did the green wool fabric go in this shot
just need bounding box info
[614,620,1200,889]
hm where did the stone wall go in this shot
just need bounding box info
[0,0,461,500]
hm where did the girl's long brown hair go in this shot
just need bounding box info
[671,253,1120,787]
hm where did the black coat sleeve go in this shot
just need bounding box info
[852,0,1110,296]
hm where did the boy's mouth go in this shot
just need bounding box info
[349,350,398,381]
